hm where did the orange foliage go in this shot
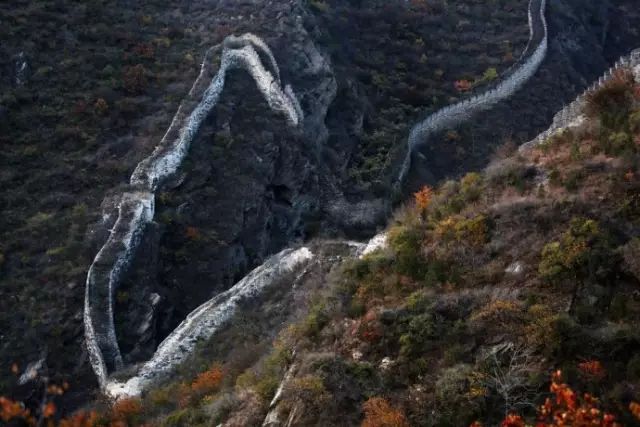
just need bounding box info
[43,401,57,418]
[501,414,525,427]
[630,402,640,421]
[477,371,627,427]
[191,363,224,395]
[537,371,619,426]
[0,396,34,425]
[111,397,143,422]
[59,411,98,427]
[175,364,224,408]
[0,379,98,427]
[48,384,65,395]
[414,185,433,217]
[577,360,606,380]
[454,79,472,92]
[361,397,409,427]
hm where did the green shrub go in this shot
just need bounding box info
[285,375,329,407]
[482,67,498,82]
[424,258,460,287]
[563,169,584,192]
[348,298,366,318]
[147,385,175,409]
[387,224,426,278]
[398,313,436,357]
[431,180,466,219]
[300,302,329,339]
[454,215,489,247]
[162,407,207,427]
[433,364,484,426]
[629,110,640,132]
[405,291,431,312]
[606,131,633,154]
[538,217,608,284]
[255,375,280,402]
[485,158,527,191]
[460,172,483,202]
[570,142,582,161]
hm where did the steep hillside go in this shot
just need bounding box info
[0,0,535,402]
[2,0,640,424]
[45,55,640,427]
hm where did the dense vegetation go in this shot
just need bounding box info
[128,71,640,426]
[4,1,640,426]
[309,0,529,187]
[0,0,532,400]
[0,0,212,393]
[4,62,638,427]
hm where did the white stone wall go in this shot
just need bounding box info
[85,34,303,389]
[396,0,548,186]
[105,247,314,398]
[520,48,640,151]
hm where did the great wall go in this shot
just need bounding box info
[84,34,303,389]
[396,0,548,187]
[520,49,640,151]
[83,0,640,399]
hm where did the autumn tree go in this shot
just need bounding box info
[111,397,143,425]
[536,370,620,426]
[474,370,626,427]
[0,396,35,425]
[362,397,409,427]
[414,185,433,220]
[190,363,224,395]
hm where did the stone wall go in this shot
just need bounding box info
[520,48,640,151]
[84,34,303,388]
[396,0,548,186]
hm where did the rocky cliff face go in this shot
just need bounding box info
[120,0,640,374]
[111,0,351,367]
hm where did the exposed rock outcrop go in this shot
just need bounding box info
[86,33,304,388]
